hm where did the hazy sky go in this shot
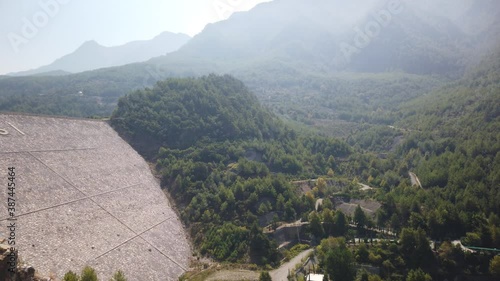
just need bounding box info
[0,0,271,75]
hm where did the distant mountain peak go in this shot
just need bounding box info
[154,31,188,38]
[9,31,191,76]
[78,40,103,50]
[81,39,100,46]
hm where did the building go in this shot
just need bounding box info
[306,273,325,281]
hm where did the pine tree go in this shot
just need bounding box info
[259,271,272,281]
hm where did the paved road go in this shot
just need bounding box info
[270,249,314,281]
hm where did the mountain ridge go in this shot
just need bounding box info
[8,31,191,76]
[0,0,498,118]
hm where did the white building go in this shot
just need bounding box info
[306,274,324,281]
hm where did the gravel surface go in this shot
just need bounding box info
[205,270,259,281]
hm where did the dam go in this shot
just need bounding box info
[0,113,190,280]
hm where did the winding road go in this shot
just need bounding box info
[270,249,314,281]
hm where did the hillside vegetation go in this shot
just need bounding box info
[112,75,350,265]
[108,66,500,280]
[336,51,500,247]
[112,74,279,149]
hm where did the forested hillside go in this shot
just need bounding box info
[336,50,500,247]
[112,74,280,152]
[108,68,500,280]
[111,75,351,265]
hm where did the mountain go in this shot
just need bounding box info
[406,0,500,65]
[8,31,191,76]
[407,0,500,35]
[173,0,479,75]
[397,46,500,144]
[385,48,500,226]
[0,0,499,118]
[177,0,377,61]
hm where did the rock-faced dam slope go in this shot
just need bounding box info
[0,113,190,280]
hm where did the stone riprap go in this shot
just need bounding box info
[0,114,190,280]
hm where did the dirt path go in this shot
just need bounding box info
[205,269,259,281]
[409,172,422,188]
[270,249,313,281]
[359,183,375,191]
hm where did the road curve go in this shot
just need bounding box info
[270,249,314,281]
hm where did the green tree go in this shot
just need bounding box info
[356,243,369,263]
[259,271,272,281]
[276,194,285,211]
[250,223,279,265]
[334,211,348,237]
[390,215,401,234]
[399,228,434,269]
[406,269,432,281]
[368,275,383,281]
[324,242,355,281]
[310,211,325,239]
[202,223,249,262]
[437,241,465,278]
[316,177,327,196]
[323,208,335,236]
[63,271,79,281]
[360,271,369,281]
[327,168,335,177]
[81,266,98,281]
[354,205,367,236]
[272,214,280,231]
[382,260,395,276]
[111,270,127,281]
[322,198,334,210]
[490,256,500,278]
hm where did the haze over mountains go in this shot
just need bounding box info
[176,0,498,74]
[0,0,499,117]
[8,31,190,77]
